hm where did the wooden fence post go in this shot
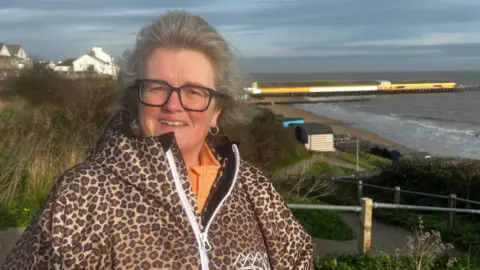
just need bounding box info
[448,194,457,231]
[357,180,363,205]
[394,186,401,204]
[359,197,373,254]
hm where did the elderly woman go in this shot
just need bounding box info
[2,10,313,270]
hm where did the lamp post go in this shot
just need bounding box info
[356,136,359,172]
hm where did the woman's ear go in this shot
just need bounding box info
[210,107,222,128]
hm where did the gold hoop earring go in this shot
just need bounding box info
[209,126,219,136]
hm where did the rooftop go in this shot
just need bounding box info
[55,58,76,67]
[290,122,333,135]
[6,45,21,55]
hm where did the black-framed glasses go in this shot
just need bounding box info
[132,79,225,112]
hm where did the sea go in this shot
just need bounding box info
[251,71,480,160]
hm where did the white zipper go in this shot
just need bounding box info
[166,149,210,270]
[165,145,241,269]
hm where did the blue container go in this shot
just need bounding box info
[282,119,304,128]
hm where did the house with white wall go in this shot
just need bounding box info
[51,46,117,77]
[53,59,75,73]
[0,43,30,68]
[0,43,11,58]
[0,43,31,79]
[5,44,28,59]
[289,123,336,152]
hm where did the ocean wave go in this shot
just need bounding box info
[354,104,373,108]
[392,113,480,126]
[402,119,480,138]
[296,103,480,159]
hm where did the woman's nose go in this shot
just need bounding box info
[164,91,183,111]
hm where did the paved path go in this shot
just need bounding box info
[320,156,363,171]
[0,227,24,266]
[313,211,413,257]
[312,203,462,258]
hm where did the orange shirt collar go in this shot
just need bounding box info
[189,143,220,175]
[199,142,220,167]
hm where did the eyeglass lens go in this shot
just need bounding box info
[140,81,211,111]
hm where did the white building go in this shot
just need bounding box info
[53,59,75,73]
[52,46,117,77]
[0,43,31,79]
[0,44,11,57]
[289,123,336,152]
[0,43,31,69]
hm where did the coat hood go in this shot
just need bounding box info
[85,111,236,230]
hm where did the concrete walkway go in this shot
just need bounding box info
[313,211,413,257]
[0,227,24,266]
[313,212,464,259]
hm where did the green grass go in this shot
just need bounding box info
[0,106,92,229]
[362,153,393,167]
[310,162,335,176]
[286,196,355,241]
[0,66,118,229]
[270,151,314,172]
[338,152,377,169]
[335,151,393,169]
[0,201,42,229]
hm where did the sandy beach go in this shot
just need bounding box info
[263,104,398,147]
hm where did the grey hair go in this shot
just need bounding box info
[115,10,252,130]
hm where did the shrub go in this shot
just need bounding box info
[363,153,393,167]
[370,157,480,207]
[315,253,470,270]
[315,216,465,270]
[225,108,308,172]
[374,209,480,256]
[315,253,399,270]
[286,196,355,241]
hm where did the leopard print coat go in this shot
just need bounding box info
[2,112,313,270]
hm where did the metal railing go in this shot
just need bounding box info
[288,204,362,212]
[287,198,480,254]
[328,175,480,231]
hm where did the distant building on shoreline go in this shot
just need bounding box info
[45,46,118,77]
[0,43,32,80]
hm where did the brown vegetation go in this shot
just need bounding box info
[224,108,307,173]
[0,63,306,220]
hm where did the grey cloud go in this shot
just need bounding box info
[2,0,480,71]
[0,0,218,10]
[199,0,480,29]
[239,54,480,73]
[287,43,480,59]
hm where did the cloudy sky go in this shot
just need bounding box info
[2,0,480,72]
